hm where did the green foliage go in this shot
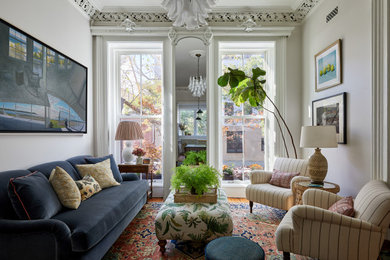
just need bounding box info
[182,150,207,166]
[171,164,222,195]
[218,67,267,108]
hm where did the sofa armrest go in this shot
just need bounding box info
[291,205,381,233]
[249,170,273,184]
[0,219,72,260]
[302,188,343,209]
[121,173,140,181]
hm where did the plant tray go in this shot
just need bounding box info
[174,187,217,203]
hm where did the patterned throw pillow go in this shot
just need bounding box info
[49,166,81,209]
[76,159,120,189]
[75,175,102,201]
[269,170,300,188]
[328,196,355,217]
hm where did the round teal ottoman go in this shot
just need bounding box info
[205,236,265,260]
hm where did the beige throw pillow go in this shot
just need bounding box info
[76,159,120,189]
[49,166,81,209]
[75,175,102,201]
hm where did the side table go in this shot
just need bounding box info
[294,180,340,205]
[118,164,153,199]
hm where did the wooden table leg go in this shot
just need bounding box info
[158,240,167,253]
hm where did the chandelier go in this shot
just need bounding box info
[161,0,216,30]
[188,51,206,98]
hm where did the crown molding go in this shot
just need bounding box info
[71,0,320,25]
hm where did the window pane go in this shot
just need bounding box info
[142,79,162,115]
[243,53,265,75]
[179,110,194,136]
[120,55,141,116]
[221,54,242,72]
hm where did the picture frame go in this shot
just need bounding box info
[0,18,87,133]
[312,92,346,144]
[315,39,342,92]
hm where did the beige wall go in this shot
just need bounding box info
[301,0,371,196]
[0,0,93,171]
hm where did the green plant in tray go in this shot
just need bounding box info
[182,150,207,166]
[171,164,221,195]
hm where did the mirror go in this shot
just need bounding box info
[175,37,207,166]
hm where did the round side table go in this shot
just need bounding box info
[294,181,340,205]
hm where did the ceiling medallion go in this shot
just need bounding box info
[161,0,216,30]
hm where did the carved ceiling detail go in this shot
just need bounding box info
[72,0,320,25]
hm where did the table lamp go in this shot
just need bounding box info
[300,126,338,185]
[115,121,144,164]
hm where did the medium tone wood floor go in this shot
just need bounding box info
[149,198,249,203]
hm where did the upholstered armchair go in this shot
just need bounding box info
[275,180,390,260]
[246,157,310,211]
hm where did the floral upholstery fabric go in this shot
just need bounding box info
[76,159,120,189]
[155,189,233,241]
[75,175,102,201]
[49,166,81,209]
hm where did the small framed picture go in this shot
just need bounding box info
[312,92,346,144]
[315,39,342,92]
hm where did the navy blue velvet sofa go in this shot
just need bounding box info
[0,155,149,260]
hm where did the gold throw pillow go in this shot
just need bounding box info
[75,175,102,201]
[49,166,81,209]
[76,159,120,189]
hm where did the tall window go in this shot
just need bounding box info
[119,53,163,180]
[220,43,273,182]
[178,104,207,136]
[9,28,27,61]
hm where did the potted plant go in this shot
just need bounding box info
[222,165,234,180]
[171,164,221,195]
[218,67,297,158]
[132,147,146,165]
[182,150,207,166]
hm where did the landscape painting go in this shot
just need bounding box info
[312,93,346,144]
[315,39,342,92]
[0,19,87,133]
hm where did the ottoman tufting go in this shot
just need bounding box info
[155,189,233,253]
[205,236,265,260]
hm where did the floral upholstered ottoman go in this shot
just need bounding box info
[155,189,233,253]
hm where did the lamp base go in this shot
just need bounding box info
[308,148,328,184]
[122,141,134,164]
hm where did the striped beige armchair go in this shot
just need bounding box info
[275,180,390,260]
[246,157,309,211]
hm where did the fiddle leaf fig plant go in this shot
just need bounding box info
[218,67,297,159]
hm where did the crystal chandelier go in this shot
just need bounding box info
[188,53,206,98]
[161,0,216,30]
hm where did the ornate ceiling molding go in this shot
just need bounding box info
[72,0,320,25]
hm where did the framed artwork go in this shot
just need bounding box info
[312,92,346,144]
[0,18,87,133]
[315,39,342,92]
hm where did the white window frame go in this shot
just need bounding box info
[216,41,276,183]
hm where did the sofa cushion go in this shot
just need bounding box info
[8,171,62,220]
[328,196,355,217]
[269,170,300,188]
[76,159,120,189]
[75,175,102,201]
[52,179,148,252]
[0,170,32,219]
[66,155,93,177]
[49,167,81,209]
[85,154,123,183]
[28,161,80,180]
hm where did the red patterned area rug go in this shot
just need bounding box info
[103,202,311,260]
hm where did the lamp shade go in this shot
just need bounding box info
[300,126,337,148]
[115,121,143,141]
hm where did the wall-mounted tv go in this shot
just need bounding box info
[0,18,87,133]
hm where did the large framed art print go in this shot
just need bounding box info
[315,39,342,92]
[312,92,346,144]
[0,19,87,133]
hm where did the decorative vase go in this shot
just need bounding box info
[136,156,143,165]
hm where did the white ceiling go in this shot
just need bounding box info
[90,0,304,12]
